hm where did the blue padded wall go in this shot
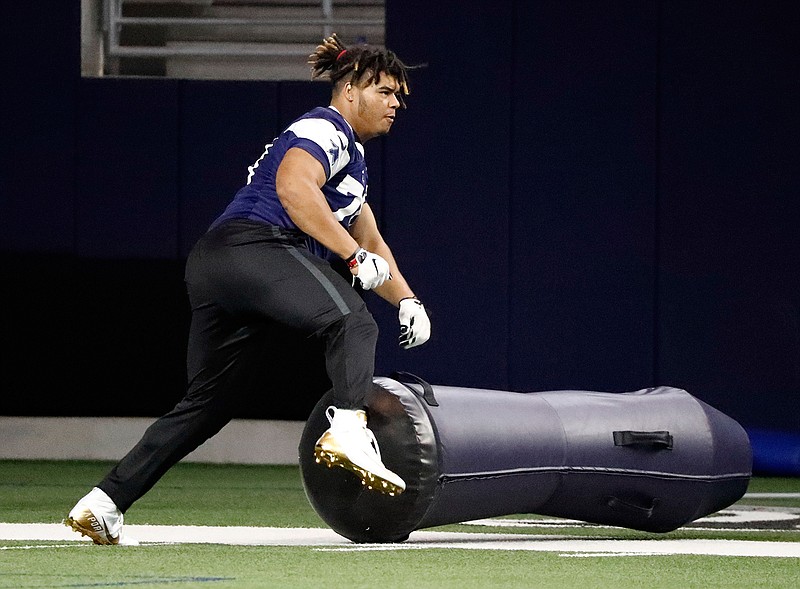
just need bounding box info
[1,2,80,252]
[380,2,514,389]
[178,81,280,256]
[656,1,800,429]
[76,79,180,259]
[1,1,798,435]
[508,1,658,392]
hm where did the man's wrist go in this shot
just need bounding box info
[345,247,365,270]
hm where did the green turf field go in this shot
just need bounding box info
[1,460,798,588]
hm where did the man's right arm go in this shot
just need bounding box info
[276,146,391,290]
[275,147,360,260]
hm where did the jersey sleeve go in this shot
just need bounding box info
[284,118,351,179]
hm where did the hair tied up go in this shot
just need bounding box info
[309,33,420,108]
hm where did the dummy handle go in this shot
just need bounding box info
[390,371,439,407]
[613,430,673,450]
[605,496,659,518]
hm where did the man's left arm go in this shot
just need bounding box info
[350,203,431,349]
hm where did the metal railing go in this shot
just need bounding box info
[102,0,384,58]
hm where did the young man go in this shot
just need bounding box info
[65,34,430,545]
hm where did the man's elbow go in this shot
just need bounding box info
[276,177,307,212]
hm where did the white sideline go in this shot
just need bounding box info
[0,417,304,464]
[1,523,799,558]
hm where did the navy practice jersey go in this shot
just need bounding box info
[211,106,368,259]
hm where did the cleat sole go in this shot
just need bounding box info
[313,445,404,496]
[64,516,116,546]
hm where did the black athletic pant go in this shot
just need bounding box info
[100,220,378,512]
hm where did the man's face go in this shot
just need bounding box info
[352,72,401,140]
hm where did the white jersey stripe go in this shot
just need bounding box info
[332,174,366,222]
[286,118,351,177]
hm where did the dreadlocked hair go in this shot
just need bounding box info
[308,33,416,108]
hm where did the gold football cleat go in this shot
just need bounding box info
[64,509,119,545]
[314,407,406,496]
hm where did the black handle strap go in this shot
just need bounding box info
[613,430,673,449]
[390,371,439,407]
[605,496,659,518]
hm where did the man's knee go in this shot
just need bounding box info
[342,307,379,341]
[322,307,378,346]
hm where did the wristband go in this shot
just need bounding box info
[346,248,365,270]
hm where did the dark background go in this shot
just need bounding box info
[2,2,798,435]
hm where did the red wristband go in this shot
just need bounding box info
[346,248,362,269]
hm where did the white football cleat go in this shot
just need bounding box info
[64,487,137,545]
[314,406,406,496]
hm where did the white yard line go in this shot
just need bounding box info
[1,522,798,558]
[463,507,800,532]
[0,523,346,546]
[316,538,800,558]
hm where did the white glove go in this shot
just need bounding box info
[348,248,391,290]
[398,297,431,349]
